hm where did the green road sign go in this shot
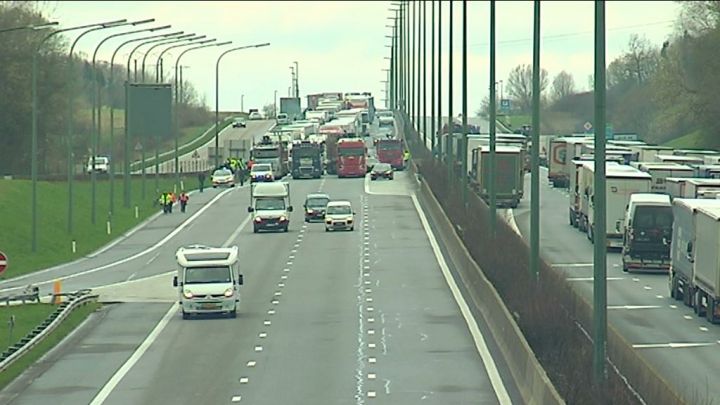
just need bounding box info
[128,83,172,140]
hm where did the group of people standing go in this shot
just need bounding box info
[159,191,189,214]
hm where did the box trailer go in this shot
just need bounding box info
[630,162,695,193]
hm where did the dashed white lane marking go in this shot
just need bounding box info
[278,283,285,288]
[268,309,276,315]
[283,268,290,272]
[368,357,377,363]
[365,288,372,293]
[255,346,263,352]
[231,395,242,402]
[410,194,512,404]
[368,343,376,349]
[286,261,293,265]
[700,327,709,332]
[633,342,717,349]
[259,332,267,338]
[366,297,373,302]
[656,295,663,299]
[368,373,377,380]
[281,275,288,280]
[368,391,376,398]
[240,377,249,384]
[367,306,374,312]
[247,361,256,367]
[643,286,652,290]
[683,315,693,320]
[145,252,160,265]
[608,305,662,310]
[274,291,282,296]
[566,277,625,282]
[669,305,677,309]
[368,329,375,335]
[271,300,279,305]
[264,320,272,326]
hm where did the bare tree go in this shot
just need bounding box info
[505,64,548,113]
[551,71,575,102]
[262,103,276,118]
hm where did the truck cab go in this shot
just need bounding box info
[621,193,673,273]
[248,182,293,233]
[173,245,243,319]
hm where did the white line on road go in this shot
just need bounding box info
[566,277,625,282]
[410,194,511,404]
[550,263,593,268]
[608,305,662,310]
[145,252,160,265]
[89,304,176,405]
[632,342,717,349]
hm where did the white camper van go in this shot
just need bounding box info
[173,245,243,319]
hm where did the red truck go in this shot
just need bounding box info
[375,138,404,170]
[337,138,367,178]
[319,125,346,175]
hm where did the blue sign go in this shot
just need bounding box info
[605,123,614,140]
[500,99,511,112]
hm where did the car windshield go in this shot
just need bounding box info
[256,199,285,210]
[373,164,391,172]
[184,266,231,284]
[306,197,329,208]
[252,164,272,172]
[327,205,351,215]
[213,169,231,176]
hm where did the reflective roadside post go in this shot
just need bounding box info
[109,32,188,209]
[125,35,205,201]
[174,40,231,188]
[66,19,129,234]
[213,43,271,170]
[530,0,541,281]
[593,0,608,385]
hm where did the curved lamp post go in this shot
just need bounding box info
[0,21,58,34]
[65,19,127,234]
[108,31,185,210]
[214,43,271,168]
[90,21,169,223]
[171,40,231,187]
[140,34,205,83]
[153,35,210,83]
[32,21,128,252]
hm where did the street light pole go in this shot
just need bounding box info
[65,19,128,234]
[294,61,299,98]
[461,0,468,205]
[32,21,124,252]
[593,0,608,384]
[274,90,278,117]
[530,0,541,281]
[153,35,207,83]
[436,0,442,161]
[90,21,166,225]
[430,0,435,156]
[447,0,453,180]
[0,21,58,34]
[109,30,184,211]
[489,0,497,234]
[241,94,244,112]
[213,43,271,169]
[173,41,231,180]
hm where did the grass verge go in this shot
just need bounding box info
[0,175,194,279]
[663,129,705,149]
[0,304,56,351]
[0,301,100,390]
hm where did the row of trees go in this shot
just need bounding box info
[484,2,720,148]
[0,2,211,176]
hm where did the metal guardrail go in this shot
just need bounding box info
[0,289,98,373]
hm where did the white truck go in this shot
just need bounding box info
[688,205,720,323]
[655,154,704,166]
[621,193,673,273]
[173,245,244,319]
[581,162,652,248]
[630,145,673,163]
[248,182,293,233]
[683,178,720,199]
[629,162,694,193]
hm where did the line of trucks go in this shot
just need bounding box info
[545,134,720,324]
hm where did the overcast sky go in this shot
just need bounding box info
[44,1,680,113]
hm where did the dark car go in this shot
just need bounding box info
[303,193,331,222]
[370,163,393,180]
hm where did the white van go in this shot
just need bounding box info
[173,245,243,319]
[86,156,109,174]
[248,182,293,233]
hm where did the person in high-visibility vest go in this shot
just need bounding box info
[403,150,411,163]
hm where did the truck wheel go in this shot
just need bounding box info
[587,225,594,243]
[229,309,237,319]
[253,226,259,234]
[284,226,289,233]
[622,262,629,273]
[182,311,189,320]
[569,211,575,226]
[695,291,706,317]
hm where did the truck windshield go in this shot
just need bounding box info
[256,199,285,210]
[252,149,279,158]
[184,266,231,284]
[338,147,365,156]
[634,206,673,230]
[292,148,318,157]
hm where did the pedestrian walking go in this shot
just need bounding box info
[179,191,189,213]
[198,171,206,193]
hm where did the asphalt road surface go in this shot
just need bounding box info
[511,166,720,403]
[0,120,522,405]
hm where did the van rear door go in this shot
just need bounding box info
[629,205,673,258]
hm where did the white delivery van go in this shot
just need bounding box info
[173,245,243,319]
[621,193,673,273]
[86,156,110,174]
[248,182,293,233]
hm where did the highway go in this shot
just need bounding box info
[511,166,720,402]
[0,121,522,404]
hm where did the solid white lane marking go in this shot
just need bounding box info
[89,304,176,405]
[4,187,237,291]
[410,194,512,404]
[247,361,256,367]
[608,305,662,310]
[550,263,593,268]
